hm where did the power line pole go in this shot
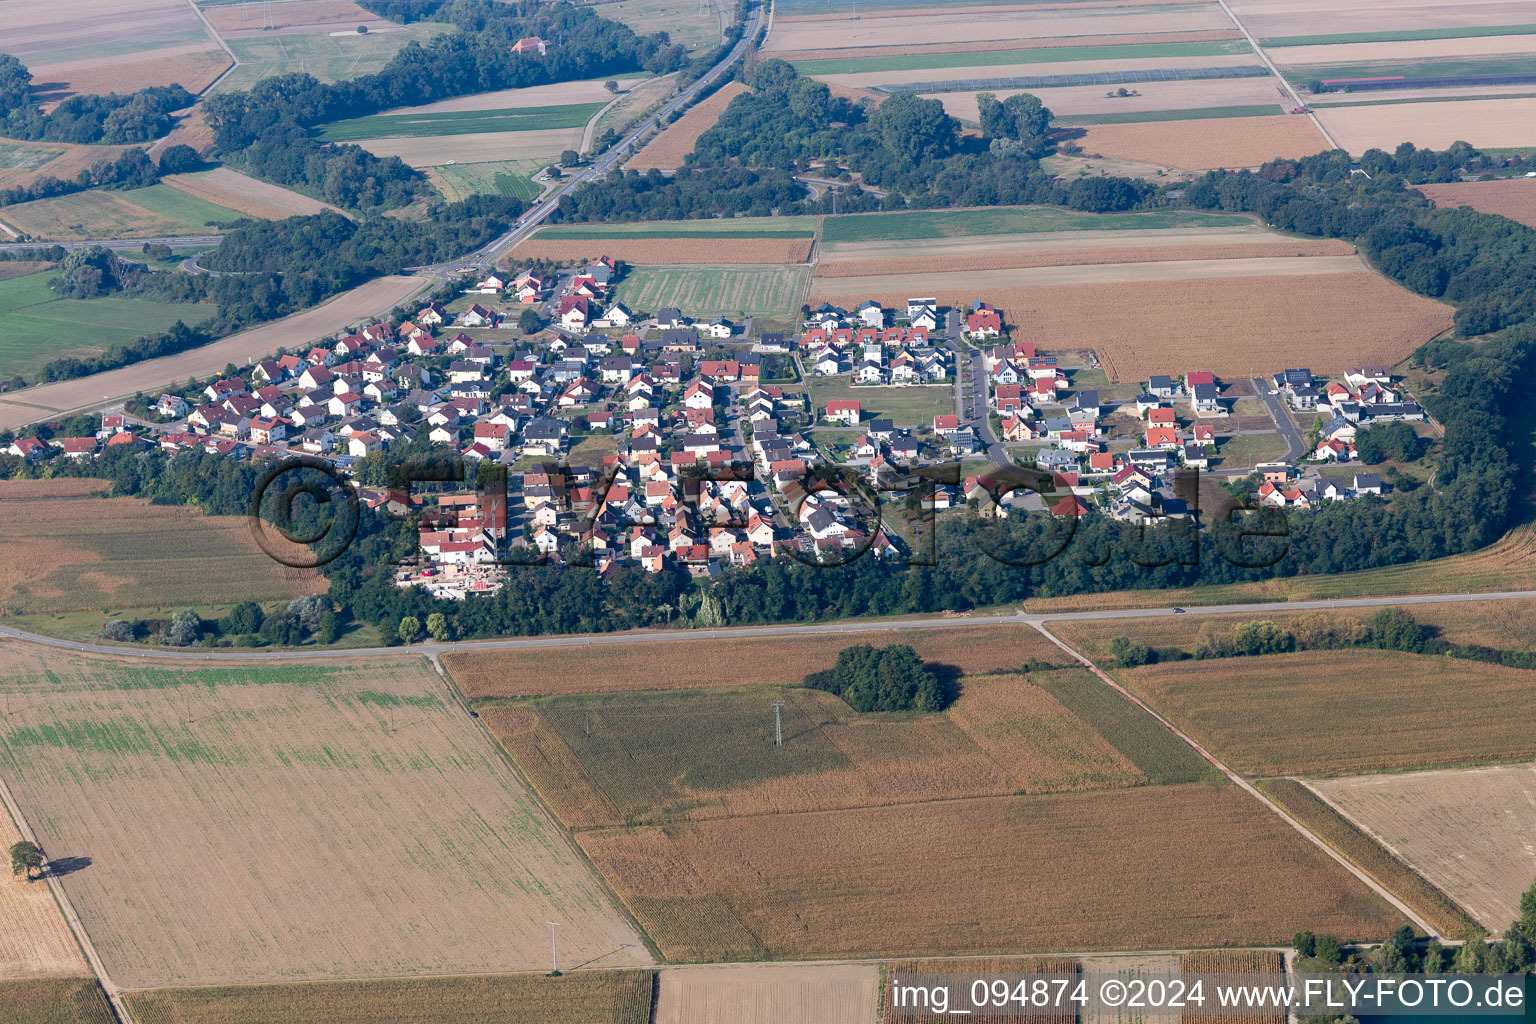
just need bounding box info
[547,921,561,974]
[771,701,783,746]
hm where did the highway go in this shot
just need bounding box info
[0,235,223,254]
[5,588,1534,663]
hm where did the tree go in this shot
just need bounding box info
[1315,934,1342,963]
[1521,875,1536,936]
[426,611,449,642]
[10,840,43,881]
[603,80,619,93]
[803,644,945,712]
[561,148,581,166]
[102,620,134,642]
[1293,930,1316,957]
[224,600,265,635]
[164,608,201,646]
[398,615,422,643]
[869,93,958,164]
[976,91,1053,155]
[157,143,201,174]
[1110,635,1152,667]
[519,308,542,335]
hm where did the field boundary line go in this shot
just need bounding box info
[0,765,134,1023]
[184,0,240,97]
[1030,621,1442,938]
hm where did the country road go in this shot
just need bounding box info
[5,588,1534,663]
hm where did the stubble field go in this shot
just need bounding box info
[626,81,750,171]
[1314,97,1536,153]
[4,0,209,66]
[0,807,88,980]
[354,127,584,167]
[1416,177,1536,228]
[485,674,1146,828]
[883,957,1079,1024]
[1227,0,1536,38]
[443,623,1069,698]
[512,236,814,265]
[161,167,342,219]
[655,964,877,1024]
[1305,764,1536,930]
[0,481,321,617]
[1119,650,1536,775]
[814,237,1355,277]
[1075,114,1327,169]
[932,78,1290,120]
[0,185,242,241]
[0,645,650,989]
[812,270,1451,382]
[200,0,381,34]
[0,977,115,1024]
[124,971,656,1024]
[578,784,1403,961]
[27,48,232,107]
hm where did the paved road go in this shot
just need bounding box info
[1250,378,1307,461]
[6,589,1534,663]
[945,314,1009,467]
[0,235,222,254]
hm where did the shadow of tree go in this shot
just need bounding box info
[45,856,92,878]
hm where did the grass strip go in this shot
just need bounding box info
[1264,24,1536,47]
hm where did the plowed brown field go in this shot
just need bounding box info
[1077,115,1328,170]
[656,964,876,1024]
[512,236,812,265]
[811,270,1452,381]
[578,785,1404,961]
[444,622,1068,698]
[815,238,1355,277]
[626,82,749,171]
[1417,178,1536,229]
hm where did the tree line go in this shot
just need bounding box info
[0,54,192,145]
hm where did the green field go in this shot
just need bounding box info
[216,24,455,92]
[819,206,1252,244]
[1287,56,1536,84]
[0,978,115,1024]
[611,263,809,317]
[792,40,1253,76]
[803,377,952,426]
[125,973,656,1024]
[1264,24,1536,46]
[0,140,65,170]
[536,216,819,238]
[1053,104,1284,125]
[0,184,243,241]
[316,102,607,142]
[430,159,546,201]
[0,271,216,377]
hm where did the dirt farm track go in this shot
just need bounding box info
[0,276,425,432]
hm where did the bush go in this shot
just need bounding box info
[803,644,945,712]
[162,609,202,646]
[1110,635,1152,667]
[102,620,135,642]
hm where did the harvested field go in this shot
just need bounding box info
[812,253,1361,287]
[1257,777,1484,938]
[0,261,54,282]
[626,81,749,171]
[390,78,647,115]
[656,964,876,1024]
[485,675,1145,828]
[0,482,322,617]
[1120,650,1536,776]
[771,30,1248,64]
[815,238,1355,277]
[513,236,813,265]
[0,644,650,988]
[1075,114,1329,170]
[1315,97,1536,153]
[355,127,582,167]
[600,0,727,54]
[201,0,381,34]
[444,622,1068,698]
[931,78,1290,120]
[812,270,1452,382]
[819,222,1272,257]
[0,185,242,241]
[0,140,134,194]
[1273,33,1536,65]
[0,802,88,979]
[1417,177,1536,228]
[766,7,1235,53]
[161,167,342,219]
[1226,0,1536,39]
[215,23,454,92]
[3,0,207,65]
[579,784,1404,961]
[1306,764,1536,931]
[612,264,808,318]
[125,971,656,1024]
[820,205,1249,244]
[28,48,232,107]
[0,978,115,1024]
[0,273,425,432]
[885,957,1079,1024]
[820,53,1262,91]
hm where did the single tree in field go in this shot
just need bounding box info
[603,80,619,94]
[10,840,43,881]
